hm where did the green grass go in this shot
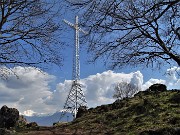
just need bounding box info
[13,90,180,135]
[64,90,180,134]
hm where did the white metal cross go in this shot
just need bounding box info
[62,16,88,118]
[63,16,87,81]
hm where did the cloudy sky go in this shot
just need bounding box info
[0,66,179,116]
[0,1,179,117]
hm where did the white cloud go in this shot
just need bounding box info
[0,66,55,115]
[166,66,180,80]
[22,110,36,117]
[130,71,143,90]
[142,79,166,90]
[165,66,180,89]
[47,70,144,108]
[0,66,179,116]
[44,80,72,108]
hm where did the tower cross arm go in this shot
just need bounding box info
[63,19,75,28]
[63,18,88,35]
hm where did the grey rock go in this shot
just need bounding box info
[0,105,19,129]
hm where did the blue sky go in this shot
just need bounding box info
[0,1,179,117]
[44,0,178,84]
[48,12,171,84]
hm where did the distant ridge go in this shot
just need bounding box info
[25,112,73,126]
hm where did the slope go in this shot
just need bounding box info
[62,89,180,134]
[12,88,180,135]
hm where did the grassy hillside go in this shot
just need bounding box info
[8,89,180,135]
[62,90,180,134]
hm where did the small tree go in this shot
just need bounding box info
[113,82,139,100]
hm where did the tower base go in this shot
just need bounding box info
[59,80,87,121]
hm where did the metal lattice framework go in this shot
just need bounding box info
[60,16,87,120]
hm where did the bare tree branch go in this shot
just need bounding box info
[70,0,180,69]
[0,0,64,70]
[113,82,140,100]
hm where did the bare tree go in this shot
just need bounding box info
[113,82,139,100]
[68,0,180,69]
[0,0,63,72]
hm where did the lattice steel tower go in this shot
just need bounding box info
[60,16,87,120]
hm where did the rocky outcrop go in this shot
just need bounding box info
[0,105,19,129]
[76,106,88,118]
[148,83,167,92]
[16,115,28,128]
[26,122,38,128]
[0,128,15,135]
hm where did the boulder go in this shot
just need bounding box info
[148,84,167,92]
[26,122,38,128]
[16,115,28,128]
[76,106,88,118]
[0,105,19,129]
[0,128,14,135]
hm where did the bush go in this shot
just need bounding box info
[148,84,167,92]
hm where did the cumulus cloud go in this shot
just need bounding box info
[0,66,179,116]
[166,66,180,80]
[130,71,143,90]
[0,66,55,115]
[166,66,180,89]
[23,110,36,117]
[81,70,143,107]
[45,67,180,111]
[46,70,144,108]
[44,80,72,108]
[142,79,166,90]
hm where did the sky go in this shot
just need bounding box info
[0,1,179,117]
